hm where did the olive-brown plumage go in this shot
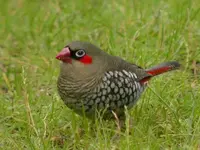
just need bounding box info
[56,41,180,120]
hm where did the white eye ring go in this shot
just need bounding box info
[75,49,85,58]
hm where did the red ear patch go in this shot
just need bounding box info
[79,55,92,64]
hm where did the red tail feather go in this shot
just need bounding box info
[140,61,180,84]
[147,66,174,76]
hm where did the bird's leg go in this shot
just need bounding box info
[110,111,127,141]
[111,111,124,132]
[112,110,133,134]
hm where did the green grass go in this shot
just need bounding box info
[0,0,200,149]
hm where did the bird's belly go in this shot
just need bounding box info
[59,82,146,119]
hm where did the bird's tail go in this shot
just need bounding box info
[140,61,180,84]
[146,61,181,76]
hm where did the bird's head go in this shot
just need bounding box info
[56,41,108,64]
[56,41,110,79]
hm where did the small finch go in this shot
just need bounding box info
[56,41,180,123]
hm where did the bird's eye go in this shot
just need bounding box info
[75,50,85,58]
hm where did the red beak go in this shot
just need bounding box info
[56,47,71,63]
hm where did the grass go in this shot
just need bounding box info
[0,0,200,149]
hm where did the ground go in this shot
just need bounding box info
[0,0,200,149]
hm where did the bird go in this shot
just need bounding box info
[56,41,180,124]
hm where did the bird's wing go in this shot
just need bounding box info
[109,56,151,82]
